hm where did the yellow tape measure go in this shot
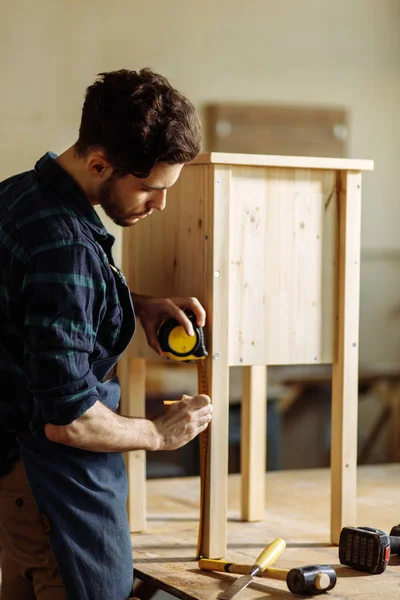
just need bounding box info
[196,358,209,558]
[157,312,207,362]
[157,311,209,557]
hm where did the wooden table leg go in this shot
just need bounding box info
[241,365,267,521]
[199,165,230,559]
[198,336,230,559]
[331,171,362,544]
[119,356,147,533]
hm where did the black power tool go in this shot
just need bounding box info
[339,525,400,574]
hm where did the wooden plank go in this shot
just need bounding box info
[120,209,147,532]
[229,166,337,366]
[126,165,213,361]
[119,356,147,532]
[331,171,362,544]
[241,366,267,521]
[126,162,231,556]
[132,465,400,600]
[191,152,374,171]
[205,103,349,158]
[199,165,231,558]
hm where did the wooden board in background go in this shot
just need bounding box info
[205,104,349,158]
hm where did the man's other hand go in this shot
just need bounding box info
[151,394,212,451]
[132,295,206,355]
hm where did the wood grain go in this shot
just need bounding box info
[191,152,374,171]
[132,465,400,600]
[123,154,372,556]
[199,165,231,558]
[331,172,362,544]
[241,366,267,521]
[228,166,337,366]
[119,357,147,532]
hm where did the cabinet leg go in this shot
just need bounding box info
[119,356,147,533]
[241,365,267,521]
[331,171,361,544]
[198,355,229,558]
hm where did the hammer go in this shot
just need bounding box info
[198,559,337,595]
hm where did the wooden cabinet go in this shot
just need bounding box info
[119,152,373,558]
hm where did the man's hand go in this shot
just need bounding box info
[131,294,206,355]
[151,394,212,451]
[45,395,212,453]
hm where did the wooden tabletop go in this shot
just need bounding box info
[190,152,374,171]
[132,464,400,599]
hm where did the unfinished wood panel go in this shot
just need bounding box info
[124,163,231,557]
[125,165,214,360]
[331,171,362,544]
[192,152,374,171]
[241,366,267,521]
[199,165,231,558]
[118,357,146,532]
[205,104,349,158]
[229,166,337,366]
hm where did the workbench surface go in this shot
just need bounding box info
[132,464,400,599]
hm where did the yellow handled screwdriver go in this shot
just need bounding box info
[214,538,286,600]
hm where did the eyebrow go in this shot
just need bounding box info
[142,184,168,191]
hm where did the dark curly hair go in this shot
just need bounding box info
[75,68,202,178]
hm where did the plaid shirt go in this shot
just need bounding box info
[0,153,123,472]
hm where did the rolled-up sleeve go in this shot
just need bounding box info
[21,243,107,431]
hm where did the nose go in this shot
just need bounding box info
[150,189,167,212]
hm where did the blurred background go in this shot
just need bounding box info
[1,2,399,597]
[1,0,399,478]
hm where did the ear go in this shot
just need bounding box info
[86,151,113,179]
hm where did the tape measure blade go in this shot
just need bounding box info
[196,359,210,558]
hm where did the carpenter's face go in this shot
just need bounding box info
[98,162,184,227]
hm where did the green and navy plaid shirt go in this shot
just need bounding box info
[0,152,123,473]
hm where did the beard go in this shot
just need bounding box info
[98,178,137,228]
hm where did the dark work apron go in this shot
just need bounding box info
[18,263,136,600]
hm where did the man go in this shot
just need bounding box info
[0,68,212,600]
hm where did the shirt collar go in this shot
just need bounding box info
[34,152,111,240]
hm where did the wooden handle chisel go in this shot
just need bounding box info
[215,538,286,600]
[199,559,288,579]
[199,557,337,595]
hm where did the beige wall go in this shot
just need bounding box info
[1,0,399,365]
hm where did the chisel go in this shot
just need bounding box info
[199,558,337,595]
[216,538,286,600]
